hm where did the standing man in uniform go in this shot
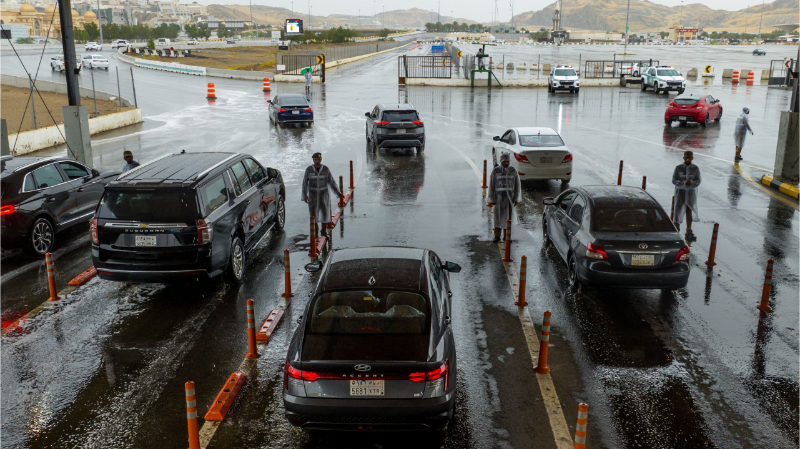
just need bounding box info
[672,150,702,239]
[487,153,522,243]
[304,69,312,92]
[121,150,140,172]
[301,152,343,237]
[733,106,754,162]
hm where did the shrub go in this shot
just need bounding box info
[15,37,35,44]
[147,39,155,50]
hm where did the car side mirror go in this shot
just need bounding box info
[543,197,555,205]
[305,261,323,272]
[297,316,303,324]
[365,112,371,117]
[443,261,461,273]
[492,136,500,141]
[92,169,100,177]
[267,99,272,104]
[267,168,278,179]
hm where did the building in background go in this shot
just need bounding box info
[0,2,98,38]
[671,25,699,42]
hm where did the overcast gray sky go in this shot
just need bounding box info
[204,0,764,21]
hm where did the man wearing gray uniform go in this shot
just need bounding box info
[672,150,702,239]
[301,152,343,237]
[487,153,522,243]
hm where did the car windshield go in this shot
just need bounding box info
[519,134,565,147]
[97,189,197,223]
[279,96,308,106]
[554,69,576,76]
[594,207,675,232]
[657,69,680,76]
[674,97,701,105]
[382,110,419,122]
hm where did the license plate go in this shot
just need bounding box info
[395,128,406,134]
[135,235,157,247]
[540,157,553,164]
[292,110,300,115]
[350,380,384,396]
[631,254,655,266]
[679,116,687,121]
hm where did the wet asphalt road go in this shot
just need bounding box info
[1,44,798,449]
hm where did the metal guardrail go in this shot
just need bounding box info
[583,60,659,79]
[279,54,320,76]
[398,55,453,79]
[284,40,405,65]
[768,59,797,86]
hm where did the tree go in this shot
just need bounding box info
[217,22,229,38]
[659,31,669,39]
[84,22,100,41]
[378,28,390,38]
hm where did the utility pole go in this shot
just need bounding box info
[58,0,93,165]
[308,0,310,29]
[624,0,631,52]
[437,1,440,23]
[249,0,252,31]
[744,6,749,36]
[757,0,765,40]
[96,0,103,43]
[58,0,80,106]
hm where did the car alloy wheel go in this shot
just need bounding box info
[226,237,245,282]
[568,253,580,292]
[641,82,647,91]
[715,108,722,122]
[274,197,286,230]
[30,218,54,255]
[543,223,551,247]
[492,149,497,167]
[701,113,709,127]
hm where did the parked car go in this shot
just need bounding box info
[285,246,460,431]
[50,55,82,73]
[1,156,119,256]
[187,39,199,45]
[84,41,102,51]
[111,39,131,49]
[665,94,722,127]
[641,66,686,94]
[227,39,236,44]
[365,103,425,152]
[548,65,580,93]
[91,152,285,283]
[82,54,109,70]
[753,48,766,55]
[268,94,314,127]
[542,186,690,291]
[156,38,171,47]
[491,127,572,183]
[620,62,650,76]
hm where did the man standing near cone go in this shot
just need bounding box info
[487,153,522,243]
[302,153,343,237]
[672,150,702,240]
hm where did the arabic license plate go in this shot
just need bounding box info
[540,157,553,164]
[292,110,300,115]
[631,254,655,266]
[679,116,687,121]
[350,380,384,396]
[395,128,406,134]
[135,235,157,247]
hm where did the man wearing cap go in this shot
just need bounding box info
[733,106,754,162]
[487,152,522,243]
[301,153,344,237]
[672,150,701,239]
[121,150,140,173]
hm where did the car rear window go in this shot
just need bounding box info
[594,207,674,232]
[97,189,197,223]
[555,69,576,76]
[279,96,308,107]
[674,97,700,105]
[519,135,565,147]
[381,111,419,122]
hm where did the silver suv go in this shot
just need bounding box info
[548,65,580,93]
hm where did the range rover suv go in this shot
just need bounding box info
[91,152,285,283]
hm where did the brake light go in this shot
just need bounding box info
[562,153,573,163]
[375,121,390,126]
[285,363,320,383]
[90,219,99,245]
[669,102,675,107]
[0,204,15,215]
[197,219,213,244]
[304,108,312,111]
[586,242,609,260]
[278,108,287,112]
[412,120,424,125]
[675,245,691,261]
[513,152,529,163]
[695,104,704,109]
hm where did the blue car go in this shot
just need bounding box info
[268,94,313,127]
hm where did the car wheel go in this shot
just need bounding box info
[575,88,579,94]
[492,148,498,167]
[678,89,685,94]
[641,82,646,91]
[561,178,571,185]
[274,196,286,230]
[567,252,580,292]
[365,126,369,142]
[225,236,245,282]
[569,88,574,93]
[418,143,425,152]
[665,119,671,126]
[701,113,709,127]
[543,222,551,247]
[715,107,722,122]
[654,87,659,94]
[633,71,639,76]
[27,217,55,256]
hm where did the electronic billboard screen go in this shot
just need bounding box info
[285,19,303,35]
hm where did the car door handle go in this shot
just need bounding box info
[447,291,453,297]
[244,200,250,206]
[568,230,573,235]
[444,316,451,324]
[77,187,84,192]
[46,197,56,202]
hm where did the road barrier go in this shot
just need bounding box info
[281,249,293,298]
[617,160,623,185]
[482,160,488,188]
[185,381,201,449]
[349,161,355,190]
[670,196,675,222]
[205,372,247,421]
[705,223,719,267]
[68,266,97,286]
[574,402,589,448]
[245,299,261,358]
[641,176,647,190]
[732,70,740,84]
[746,71,755,86]
[256,308,284,342]
[309,216,317,258]
[534,310,551,374]
[515,256,528,307]
[757,259,774,313]
[503,220,512,262]
[263,77,271,92]
[206,82,216,99]
[45,253,60,301]
[338,176,345,207]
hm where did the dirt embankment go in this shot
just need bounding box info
[1,85,132,134]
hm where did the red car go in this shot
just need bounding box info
[665,94,722,127]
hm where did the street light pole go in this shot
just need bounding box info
[624,0,631,53]
[757,0,765,40]
[744,6,748,37]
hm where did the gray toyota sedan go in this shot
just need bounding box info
[284,247,460,432]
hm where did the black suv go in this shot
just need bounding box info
[365,103,425,152]
[91,152,285,283]
[1,156,119,256]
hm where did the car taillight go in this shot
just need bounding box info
[0,204,15,215]
[695,104,704,109]
[669,102,675,107]
[375,121,390,126]
[675,245,690,261]
[412,120,424,125]
[562,153,573,163]
[409,361,448,389]
[197,219,213,244]
[285,363,320,383]
[278,108,287,112]
[586,242,609,260]
[90,219,99,245]
[304,108,312,111]
[513,152,529,163]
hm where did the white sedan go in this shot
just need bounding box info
[491,127,573,183]
[187,39,198,45]
[85,41,102,51]
[82,54,109,70]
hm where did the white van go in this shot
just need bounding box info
[156,38,171,47]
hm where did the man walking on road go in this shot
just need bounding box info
[304,69,312,92]
[487,153,522,243]
[121,150,140,172]
[301,152,343,237]
[733,106,754,162]
[672,150,701,239]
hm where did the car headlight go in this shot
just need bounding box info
[575,81,580,86]
[553,81,559,86]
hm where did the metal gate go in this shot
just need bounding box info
[583,60,659,78]
[768,59,797,86]
[398,55,452,79]
[278,54,322,76]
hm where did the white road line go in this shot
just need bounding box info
[431,136,483,180]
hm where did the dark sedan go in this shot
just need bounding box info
[268,94,313,127]
[1,156,119,256]
[285,247,460,432]
[542,186,690,290]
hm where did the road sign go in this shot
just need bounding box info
[705,65,711,73]
[285,19,303,35]
[316,55,324,65]
[785,59,792,68]
[271,31,281,41]
[457,50,462,57]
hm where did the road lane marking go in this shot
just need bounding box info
[733,163,799,210]
[431,136,483,180]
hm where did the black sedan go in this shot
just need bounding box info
[268,94,313,127]
[285,247,460,432]
[1,156,119,256]
[542,186,690,290]
[752,48,766,56]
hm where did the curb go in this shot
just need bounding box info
[761,174,799,199]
